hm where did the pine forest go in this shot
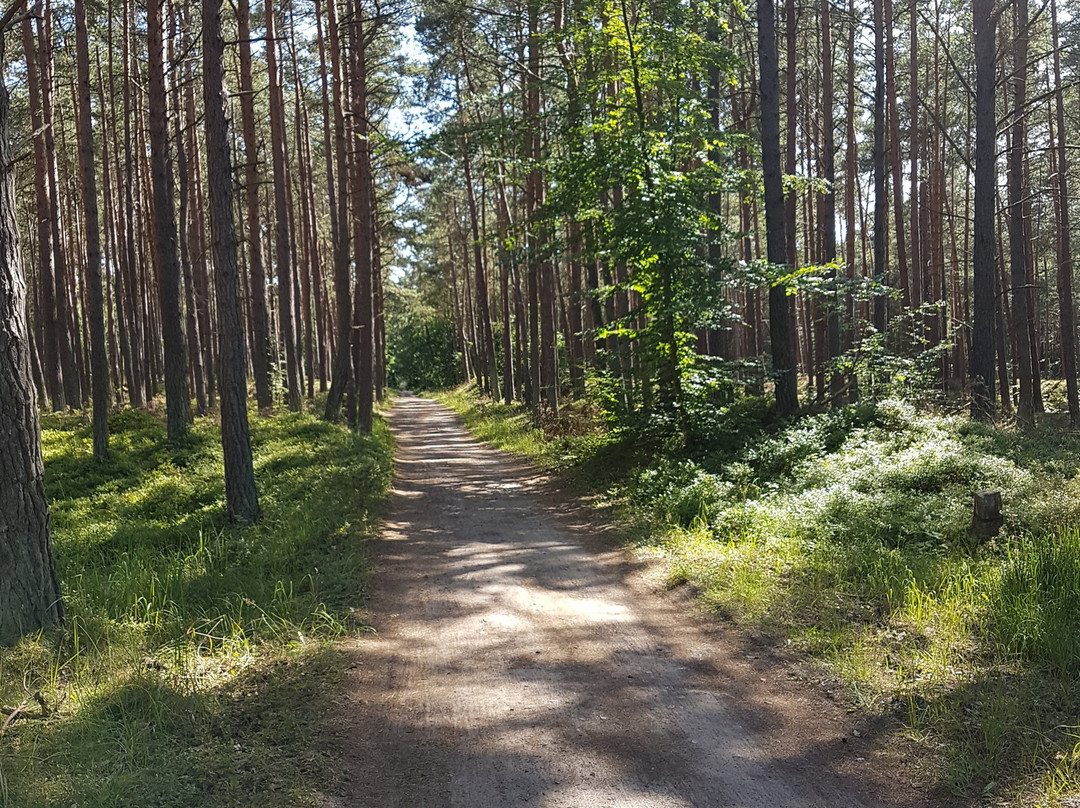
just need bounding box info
[5,0,1080,804]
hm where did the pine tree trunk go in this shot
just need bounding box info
[0,25,64,639]
[970,0,997,417]
[1051,0,1078,424]
[236,0,272,409]
[349,6,375,432]
[74,0,109,456]
[146,0,190,438]
[172,4,207,418]
[39,5,81,408]
[871,0,887,336]
[120,0,146,406]
[323,0,354,422]
[265,0,301,411]
[821,0,841,407]
[203,0,260,523]
[883,0,908,307]
[1007,0,1033,427]
[758,0,797,416]
[21,15,64,411]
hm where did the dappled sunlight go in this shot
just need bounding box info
[325,396,883,808]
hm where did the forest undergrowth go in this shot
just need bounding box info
[0,405,392,807]
[441,383,1080,807]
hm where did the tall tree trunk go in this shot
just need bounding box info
[39,4,80,409]
[172,3,207,418]
[821,0,841,406]
[872,0,887,335]
[21,14,63,411]
[971,0,997,418]
[323,0,354,422]
[758,0,797,416]
[349,5,375,432]
[844,0,858,400]
[528,0,557,413]
[120,0,145,406]
[883,0,908,307]
[146,0,190,439]
[0,18,64,639]
[1007,0,1033,427]
[74,0,109,456]
[783,0,800,383]
[237,0,273,409]
[265,0,301,411]
[908,0,921,309]
[203,0,260,523]
[455,67,499,399]
[1051,0,1078,424]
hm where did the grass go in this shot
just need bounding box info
[0,404,393,807]
[440,383,1080,807]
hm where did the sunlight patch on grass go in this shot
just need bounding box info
[0,406,393,808]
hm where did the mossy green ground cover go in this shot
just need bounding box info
[0,407,392,807]
[441,385,1080,806]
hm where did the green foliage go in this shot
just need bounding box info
[384,283,462,392]
[994,531,1080,676]
[2,407,393,807]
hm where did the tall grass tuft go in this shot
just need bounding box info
[994,530,1080,676]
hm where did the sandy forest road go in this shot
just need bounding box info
[319,396,926,808]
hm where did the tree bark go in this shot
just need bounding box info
[265,0,302,411]
[74,0,109,456]
[323,0,354,422]
[758,0,797,416]
[871,0,887,335]
[349,4,375,432]
[1007,0,1033,427]
[172,2,207,418]
[1051,0,1078,424]
[0,28,64,639]
[21,13,63,411]
[146,0,190,438]
[39,4,80,408]
[203,0,260,523]
[236,0,273,409]
[970,0,996,417]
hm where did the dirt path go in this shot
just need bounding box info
[319,396,925,808]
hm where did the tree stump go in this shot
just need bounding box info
[970,490,1003,542]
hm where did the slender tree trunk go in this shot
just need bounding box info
[74,0,109,456]
[1051,0,1078,424]
[883,0,908,307]
[146,0,190,439]
[204,0,260,523]
[265,0,301,411]
[237,0,273,409]
[1006,0,1033,427]
[39,4,80,408]
[21,14,63,411]
[871,0,887,335]
[172,4,207,418]
[349,5,375,432]
[971,0,997,418]
[821,0,841,406]
[758,0,797,416]
[119,0,145,406]
[323,0,354,422]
